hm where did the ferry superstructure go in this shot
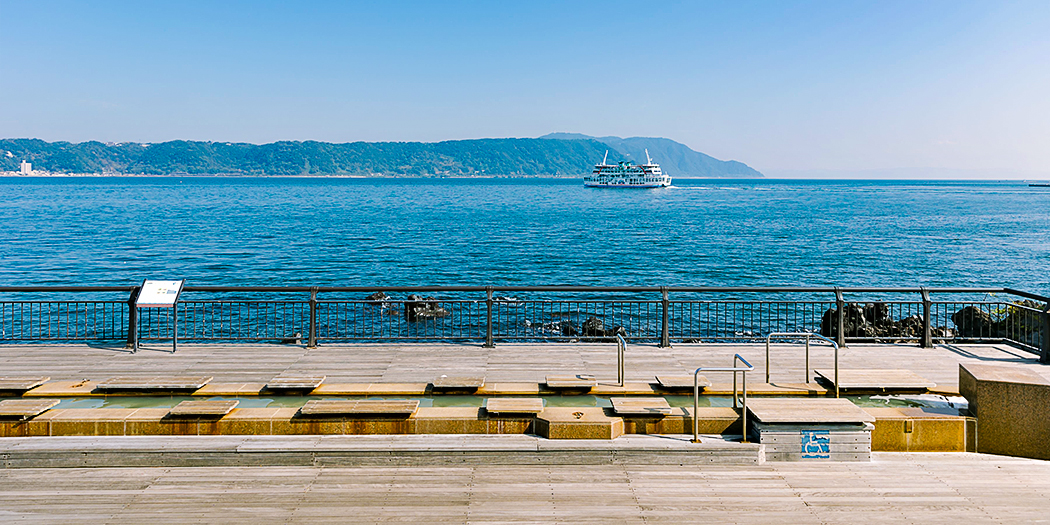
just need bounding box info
[583,149,671,188]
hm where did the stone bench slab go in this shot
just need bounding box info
[611,397,673,416]
[96,376,213,391]
[656,375,711,389]
[0,377,50,392]
[265,375,326,390]
[432,375,485,390]
[300,399,420,417]
[168,400,239,417]
[0,399,59,419]
[746,398,875,424]
[485,398,544,415]
[545,374,597,389]
[815,369,936,391]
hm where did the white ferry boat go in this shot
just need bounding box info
[583,149,671,188]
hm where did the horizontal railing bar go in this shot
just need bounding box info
[933,301,1045,311]
[180,300,308,304]
[0,285,1032,295]
[0,301,127,304]
[1003,288,1050,303]
[0,287,137,292]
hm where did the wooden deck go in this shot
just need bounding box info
[1,342,1048,521]
[0,341,1045,389]
[0,449,1046,523]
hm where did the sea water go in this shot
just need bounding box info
[1,177,1047,293]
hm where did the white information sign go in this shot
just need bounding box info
[136,279,185,308]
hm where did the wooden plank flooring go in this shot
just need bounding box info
[0,453,1047,523]
[814,368,938,390]
[0,342,1045,389]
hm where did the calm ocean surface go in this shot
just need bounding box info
[1,177,1047,293]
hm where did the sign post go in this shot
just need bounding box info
[134,279,185,353]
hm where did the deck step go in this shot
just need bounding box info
[611,397,672,416]
[0,377,50,393]
[0,435,764,468]
[432,375,485,391]
[485,398,544,415]
[0,399,59,419]
[815,369,936,392]
[96,376,213,392]
[656,375,711,390]
[746,398,875,462]
[300,399,419,417]
[265,375,325,391]
[168,400,239,417]
[746,397,875,424]
[545,374,597,389]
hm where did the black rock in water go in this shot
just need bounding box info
[581,316,606,337]
[580,316,627,340]
[820,304,869,337]
[951,306,998,338]
[404,295,424,322]
[404,295,451,322]
[560,320,578,337]
[365,291,390,303]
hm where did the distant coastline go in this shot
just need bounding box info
[0,135,763,179]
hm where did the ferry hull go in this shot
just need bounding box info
[584,182,670,188]
[584,150,670,188]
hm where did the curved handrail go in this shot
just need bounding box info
[693,354,754,444]
[765,332,839,398]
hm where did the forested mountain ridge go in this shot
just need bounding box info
[0,136,762,177]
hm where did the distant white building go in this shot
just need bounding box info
[19,160,32,175]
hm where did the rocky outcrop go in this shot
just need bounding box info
[952,300,1044,339]
[558,320,577,337]
[580,316,626,339]
[365,291,400,316]
[819,300,1045,342]
[819,302,953,340]
[403,294,451,322]
[365,291,390,303]
[951,306,997,337]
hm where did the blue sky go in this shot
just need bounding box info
[1,1,1048,174]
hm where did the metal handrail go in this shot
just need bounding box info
[693,354,754,444]
[765,332,840,398]
[2,286,1046,362]
[1,284,1046,300]
[615,334,626,387]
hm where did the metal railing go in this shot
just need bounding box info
[765,332,840,398]
[0,285,1047,362]
[615,334,626,387]
[693,354,754,443]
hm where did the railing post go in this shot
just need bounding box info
[1041,303,1050,364]
[171,300,178,353]
[920,287,933,348]
[484,286,494,348]
[125,286,140,352]
[741,370,748,443]
[660,286,670,347]
[307,287,318,348]
[834,287,845,348]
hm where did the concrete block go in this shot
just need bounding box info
[960,363,1050,460]
[867,406,974,452]
[535,407,623,439]
[752,421,873,462]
